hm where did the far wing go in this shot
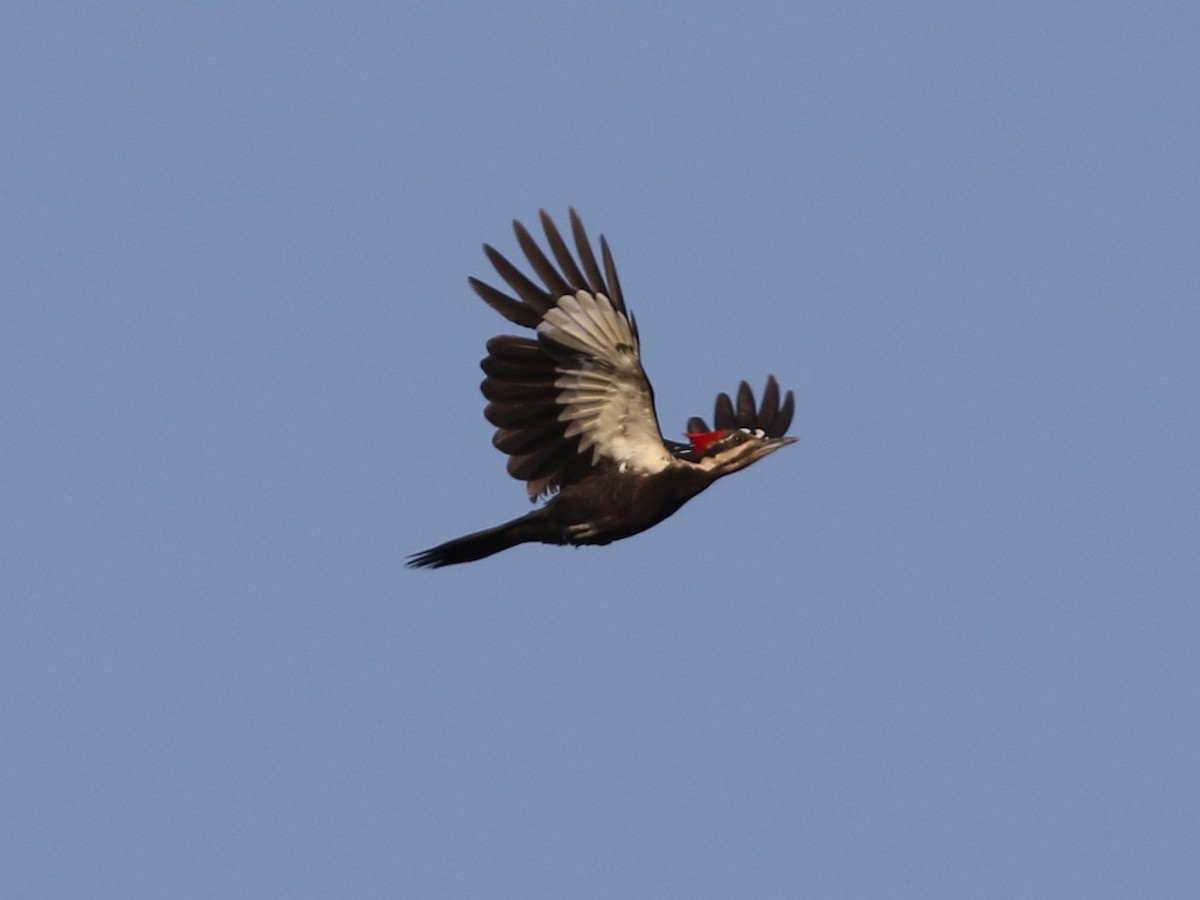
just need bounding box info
[686,375,795,438]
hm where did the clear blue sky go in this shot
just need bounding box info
[4,3,1197,897]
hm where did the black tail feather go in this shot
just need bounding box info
[407,513,544,569]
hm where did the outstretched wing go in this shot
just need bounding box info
[473,209,672,499]
[686,375,795,438]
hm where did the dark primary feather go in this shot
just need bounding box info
[484,244,553,312]
[601,238,626,315]
[514,220,571,299]
[736,382,757,429]
[569,209,610,299]
[713,392,735,431]
[469,276,540,328]
[540,210,590,289]
[759,377,781,433]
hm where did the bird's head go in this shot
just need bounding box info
[686,427,798,478]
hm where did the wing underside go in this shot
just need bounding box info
[474,210,671,499]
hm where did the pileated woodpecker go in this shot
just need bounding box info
[408,209,797,568]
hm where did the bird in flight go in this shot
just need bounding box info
[408,209,797,568]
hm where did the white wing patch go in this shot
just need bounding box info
[538,290,672,474]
